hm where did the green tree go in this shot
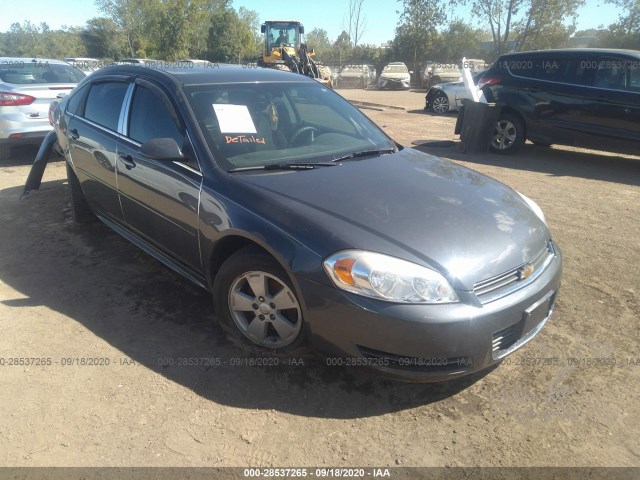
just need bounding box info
[306,28,331,53]
[81,17,126,59]
[601,0,640,48]
[95,0,154,56]
[333,30,352,65]
[394,0,445,76]
[238,6,262,59]
[432,20,486,62]
[512,0,584,51]
[206,5,256,63]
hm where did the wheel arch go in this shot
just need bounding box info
[205,231,312,315]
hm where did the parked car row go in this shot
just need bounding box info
[334,65,376,89]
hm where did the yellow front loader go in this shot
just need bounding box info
[258,20,332,88]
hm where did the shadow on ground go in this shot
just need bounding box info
[413,142,640,187]
[0,178,492,419]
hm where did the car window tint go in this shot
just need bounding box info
[66,83,89,115]
[626,63,640,91]
[593,58,626,89]
[84,82,129,131]
[0,62,85,84]
[128,85,182,146]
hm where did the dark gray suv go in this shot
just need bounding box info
[480,48,640,154]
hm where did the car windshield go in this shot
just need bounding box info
[342,66,363,72]
[0,62,86,84]
[185,82,396,171]
[383,65,408,73]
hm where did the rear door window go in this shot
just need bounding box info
[83,82,129,131]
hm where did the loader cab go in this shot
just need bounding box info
[261,21,304,61]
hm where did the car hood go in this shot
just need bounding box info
[380,72,409,80]
[232,148,550,290]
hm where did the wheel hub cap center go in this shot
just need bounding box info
[259,303,272,315]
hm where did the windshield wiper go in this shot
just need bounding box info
[228,162,336,173]
[331,148,397,163]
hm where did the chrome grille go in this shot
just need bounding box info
[474,242,555,304]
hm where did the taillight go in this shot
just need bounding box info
[477,76,501,90]
[0,92,36,106]
[48,102,56,127]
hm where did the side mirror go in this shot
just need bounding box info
[140,138,184,161]
[261,24,266,33]
[299,25,305,34]
[56,92,67,99]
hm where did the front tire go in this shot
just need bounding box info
[66,163,96,223]
[490,113,525,154]
[431,91,450,114]
[213,247,306,352]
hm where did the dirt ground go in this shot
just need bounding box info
[0,87,639,469]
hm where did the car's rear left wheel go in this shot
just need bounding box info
[66,163,96,223]
[490,113,525,154]
[214,247,306,352]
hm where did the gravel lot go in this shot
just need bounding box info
[0,87,638,469]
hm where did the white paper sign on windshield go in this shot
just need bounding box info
[212,104,257,133]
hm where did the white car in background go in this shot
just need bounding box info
[424,72,485,114]
[64,57,101,75]
[0,57,85,160]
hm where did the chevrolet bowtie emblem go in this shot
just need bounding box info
[517,263,535,281]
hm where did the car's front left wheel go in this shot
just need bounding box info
[214,247,306,352]
[431,91,450,114]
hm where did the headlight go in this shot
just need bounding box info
[323,250,458,304]
[517,192,547,225]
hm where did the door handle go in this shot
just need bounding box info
[118,153,136,170]
[69,128,79,140]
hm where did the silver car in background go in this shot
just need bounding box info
[0,58,85,160]
[425,72,485,114]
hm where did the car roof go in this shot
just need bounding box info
[0,57,72,65]
[88,63,320,87]
[498,48,640,59]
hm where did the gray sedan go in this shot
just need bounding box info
[29,64,562,382]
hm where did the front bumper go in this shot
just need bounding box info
[424,88,441,110]
[299,244,563,382]
[378,78,410,90]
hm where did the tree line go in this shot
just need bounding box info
[0,0,638,74]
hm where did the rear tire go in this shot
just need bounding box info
[213,247,307,353]
[66,163,96,223]
[490,113,525,154]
